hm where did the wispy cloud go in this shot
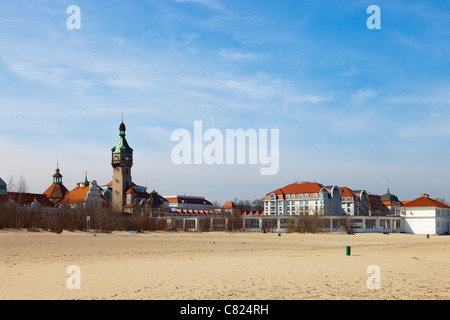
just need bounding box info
[218,49,260,61]
[174,0,224,11]
[350,88,378,104]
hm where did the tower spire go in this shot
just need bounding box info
[84,172,90,187]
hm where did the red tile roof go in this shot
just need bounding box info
[401,194,450,208]
[0,192,54,207]
[268,182,323,195]
[264,182,326,200]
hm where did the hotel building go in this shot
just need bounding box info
[264,182,342,216]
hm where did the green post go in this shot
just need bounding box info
[346,246,351,256]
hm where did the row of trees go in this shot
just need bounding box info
[212,197,264,213]
[0,204,168,234]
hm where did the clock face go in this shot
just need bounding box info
[126,157,131,161]
[114,156,119,161]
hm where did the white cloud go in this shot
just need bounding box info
[350,88,378,104]
[218,49,258,61]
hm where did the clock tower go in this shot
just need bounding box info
[111,121,133,212]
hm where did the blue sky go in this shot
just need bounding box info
[1,0,450,204]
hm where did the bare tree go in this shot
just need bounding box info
[211,200,222,208]
[6,174,29,193]
[17,174,29,194]
[7,176,15,192]
[295,207,326,233]
[251,198,264,212]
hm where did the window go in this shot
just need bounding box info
[305,194,309,198]
[314,193,318,198]
[291,194,296,199]
[300,194,304,198]
[287,194,290,199]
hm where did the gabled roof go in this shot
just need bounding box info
[221,201,237,209]
[401,194,450,209]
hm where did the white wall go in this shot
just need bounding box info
[402,207,450,235]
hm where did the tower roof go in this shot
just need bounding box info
[112,122,133,154]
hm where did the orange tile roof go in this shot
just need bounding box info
[43,183,69,201]
[125,187,137,194]
[339,187,355,199]
[221,201,237,209]
[401,195,450,208]
[61,184,108,204]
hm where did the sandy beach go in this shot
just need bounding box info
[1,229,449,300]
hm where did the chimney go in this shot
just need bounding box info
[76,183,80,189]
[422,193,430,198]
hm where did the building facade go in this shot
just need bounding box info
[339,187,369,216]
[264,182,342,216]
[401,194,450,235]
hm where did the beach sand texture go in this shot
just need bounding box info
[1,230,449,300]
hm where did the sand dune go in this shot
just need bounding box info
[1,230,449,300]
